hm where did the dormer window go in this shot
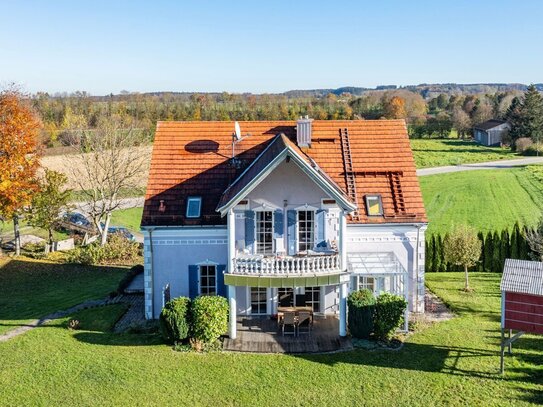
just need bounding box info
[186,197,202,218]
[365,195,383,216]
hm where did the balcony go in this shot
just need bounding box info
[232,251,341,276]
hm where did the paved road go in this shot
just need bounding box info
[416,156,543,176]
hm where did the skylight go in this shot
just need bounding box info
[186,197,202,218]
[365,195,383,216]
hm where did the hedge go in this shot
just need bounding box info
[190,295,229,345]
[426,223,534,273]
[160,297,191,344]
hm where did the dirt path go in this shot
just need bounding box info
[416,156,543,176]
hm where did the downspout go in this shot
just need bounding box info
[414,224,421,313]
[149,228,155,319]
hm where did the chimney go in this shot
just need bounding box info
[296,116,313,147]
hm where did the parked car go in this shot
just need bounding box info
[63,212,92,228]
[105,225,135,242]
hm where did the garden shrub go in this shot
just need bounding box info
[66,234,140,265]
[159,297,191,344]
[347,289,375,339]
[190,295,228,345]
[374,293,407,341]
[524,143,543,156]
[116,264,144,294]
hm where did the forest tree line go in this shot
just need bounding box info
[27,86,533,147]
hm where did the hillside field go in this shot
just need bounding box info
[420,166,543,236]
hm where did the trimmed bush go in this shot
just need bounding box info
[160,297,191,344]
[515,137,533,153]
[190,295,228,345]
[374,293,407,341]
[347,289,375,339]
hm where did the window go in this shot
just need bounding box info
[298,210,314,252]
[256,211,273,255]
[186,197,202,218]
[305,286,321,312]
[199,265,216,295]
[251,287,267,315]
[365,195,383,216]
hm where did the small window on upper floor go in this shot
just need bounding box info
[186,197,202,218]
[365,195,383,216]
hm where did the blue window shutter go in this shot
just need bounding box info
[315,209,326,248]
[287,210,297,255]
[189,265,199,298]
[273,209,283,239]
[245,210,255,253]
[216,265,226,297]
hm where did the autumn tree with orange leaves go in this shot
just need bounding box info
[383,96,407,120]
[0,90,42,255]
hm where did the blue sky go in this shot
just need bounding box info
[1,0,542,95]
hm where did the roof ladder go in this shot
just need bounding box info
[388,172,406,214]
[339,128,360,220]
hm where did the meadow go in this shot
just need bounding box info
[410,139,519,168]
[420,166,543,236]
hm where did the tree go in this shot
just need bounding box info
[526,216,543,261]
[451,107,472,139]
[66,118,149,245]
[26,170,71,252]
[443,225,482,290]
[0,90,42,255]
[383,96,407,119]
[507,85,543,149]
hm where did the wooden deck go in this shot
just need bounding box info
[223,316,353,353]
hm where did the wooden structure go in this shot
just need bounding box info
[473,119,510,146]
[500,258,543,373]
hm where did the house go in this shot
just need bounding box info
[141,118,427,339]
[473,119,510,146]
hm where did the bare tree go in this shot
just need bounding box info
[66,117,148,245]
[526,217,543,261]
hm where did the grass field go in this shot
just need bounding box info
[0,257,127,335]
[411,139,519,168]
[420,166,543,236]
[0,261,541,406]
[110,207,143,232]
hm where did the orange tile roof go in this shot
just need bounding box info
[141,120,427,227]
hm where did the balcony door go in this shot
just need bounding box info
[298,210,314,252]
[256,211,273,255]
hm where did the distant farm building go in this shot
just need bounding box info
[473,119,510,146]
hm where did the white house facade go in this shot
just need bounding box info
[141,119,427,339]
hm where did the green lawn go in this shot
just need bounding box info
[411,139,519,168]
[110,207,143,232]
[0,268,541,405]
[420,166,543,236]
[0,257,127,335]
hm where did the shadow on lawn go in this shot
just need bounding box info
[73,331,162,347]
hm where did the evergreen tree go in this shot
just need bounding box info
[510,223,520,259]
[477,231,485,271]
[508,85,543,147]
[500,229,510,266]
[483,231,494,272]
[520,226,530,260]
[491,231,503,272]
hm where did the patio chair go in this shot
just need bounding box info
[296,311,313,336]
[281,312,296,336]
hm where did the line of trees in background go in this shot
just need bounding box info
[29,87,530,148]
[426,223,535,273]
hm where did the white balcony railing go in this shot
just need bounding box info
[232,253,341,275]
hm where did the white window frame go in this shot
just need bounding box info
[365,194,383,216]
[297,209,315,252]
[305,286,322,313]
[198,264,217,295]
[249,287,268,315]
[255,210,274,255]
[186,196,202,218]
